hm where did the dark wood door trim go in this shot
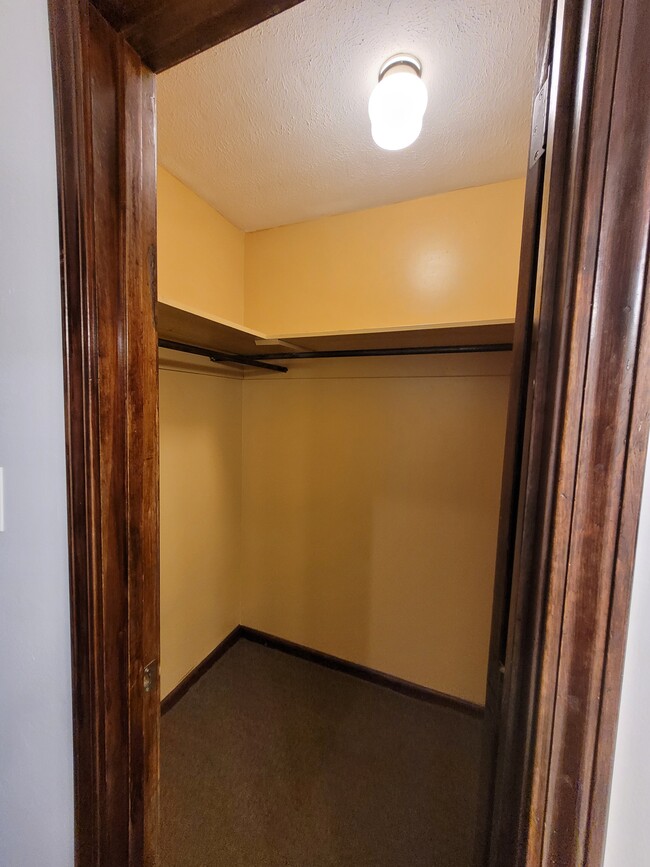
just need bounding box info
[48,2,159,863]
[89,0,309,72]
[488,0,650,862]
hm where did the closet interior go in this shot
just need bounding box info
[155,1,539,864]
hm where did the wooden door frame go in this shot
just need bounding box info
[47,0,650,864]
[486,0,650,862]
[48,3,160,863]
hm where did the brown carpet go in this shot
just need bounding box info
[161,639,483,867]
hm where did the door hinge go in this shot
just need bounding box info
[143,659,158,693]
[530,74,549,167]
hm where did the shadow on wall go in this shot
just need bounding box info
[241,353,510,705]
[159,367,243,698]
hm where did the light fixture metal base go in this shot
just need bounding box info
[378,53,422,81]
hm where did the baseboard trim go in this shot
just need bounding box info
[161,624,484,719]
[161,625,242,715]
[240,626,485,719]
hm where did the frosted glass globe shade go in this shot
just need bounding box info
[369,68,428,151]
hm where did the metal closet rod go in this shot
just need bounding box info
[248,343,514,360]
[158,339,289,372]
[159,338,514,371]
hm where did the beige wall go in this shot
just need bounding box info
[157,169,525,334]
[241,354,510,705]
[158,166,245,323]
[159,350,510,704]
[158,168,246,698]
[158,170,519,704]
[159,366,242,698]
[244,179,525,334]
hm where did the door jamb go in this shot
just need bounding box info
[484,0,650,861]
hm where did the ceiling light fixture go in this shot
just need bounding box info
[369,54,428,151]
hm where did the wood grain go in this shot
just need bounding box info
[157,300,515,356]
[122,32,160,867]
[541,0,650,859]
[48,2,160,863]
[90,0,308,72]
[275,321,514,353]
[488,0,650,863]
[157,302,269,355]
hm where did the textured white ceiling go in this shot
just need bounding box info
[157,0,540,232]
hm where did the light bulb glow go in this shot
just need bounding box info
[368,58,428,151]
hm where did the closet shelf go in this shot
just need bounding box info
[158,303,270,356]
[157,301,515,371]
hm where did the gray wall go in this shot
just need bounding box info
[604,454,650,865]
[0,0,75,864]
